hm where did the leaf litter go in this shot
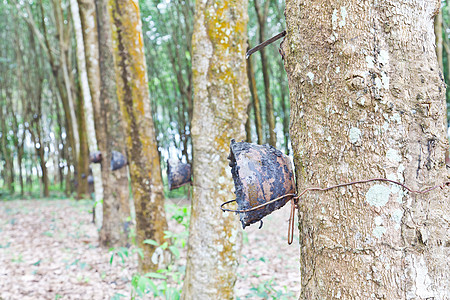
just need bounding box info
[0,199,300,299]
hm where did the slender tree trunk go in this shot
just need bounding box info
[96,0,131,247]
[434,8,443,71]
[245,102,252,142]
[254,0,276,146]
[247,54,263,144]
[283,1,450,298]
[0,102,14,194]
[55,93,66,192]
[279,60,290,154]
[76,89,90,198]
[36,132,49,197]
[6,97,25,196]
[109,0,169,272]
[182,0,249,298]
[17,146,24,196]
[70,0,104,223]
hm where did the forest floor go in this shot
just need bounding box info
[0,198,300,300]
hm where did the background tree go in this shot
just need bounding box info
[70,0,104,222]
[95,0,131,247]
[283,0,450,298]
[182,0,250,298]
[253,0,276,146]
[109,0,169,272]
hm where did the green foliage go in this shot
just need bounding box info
[237,278,294,300]
[440,1,450,122]
[0,183,68,201]
[111,293,126,300]
[109,247,143,265]
[108,203,190,299]
[130,204,189,299]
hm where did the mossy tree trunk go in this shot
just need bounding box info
[95,0,131,247]
[78,0,130,246]
[182,0,250,298]
[109,0,168,272]
[283,0,450,298]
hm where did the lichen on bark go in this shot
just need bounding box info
[109,0,168,272]
[182,0,250,298]
[283,0,449,298]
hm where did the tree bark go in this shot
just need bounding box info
[76,87,90,198]
[245,101,252,143]
[434,8,443,71]
[254,0,276,147]
[95,0,131,247]
[283,1,449,298]
[0,100,14,194]
[70,0,104,222]
[182,0,249,298]
[109,0,169,272]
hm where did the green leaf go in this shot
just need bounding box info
[134,247,144,259]
[143,239,159,246]
[117,252,125,264]
[163,231,174,239]
[147,279,158,296]
[32,259,41,266]
[160,242,168,250]
[169,245,180,259]
[165,287,180,300]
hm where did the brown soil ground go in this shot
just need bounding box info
[0,199,300,299]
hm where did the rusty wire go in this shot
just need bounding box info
[246,30,287,59]
[221,178,450,245]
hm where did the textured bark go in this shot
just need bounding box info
[434,9,443,71]
[109,0,168,272]
[76,87,90,198]
[70,0,104,221]
[78,0,101,126]
[279,60,290,154]
[247,54,263,144]
[182,0,249,298]
[96,0,131,247]
[283,0,450,298]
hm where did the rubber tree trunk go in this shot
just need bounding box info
[182,0,250,298]
[36,130,49,197]
[70,0,104,224]
[0,102,14,194]
[254,0,276,147]
[76,90,90,198]
[95,0,131,247]
[109,0,169,272]
[434,8,443,71]
[278,60,290,154]
[283,0,450,298]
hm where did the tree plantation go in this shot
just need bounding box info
[1,0,449,299]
